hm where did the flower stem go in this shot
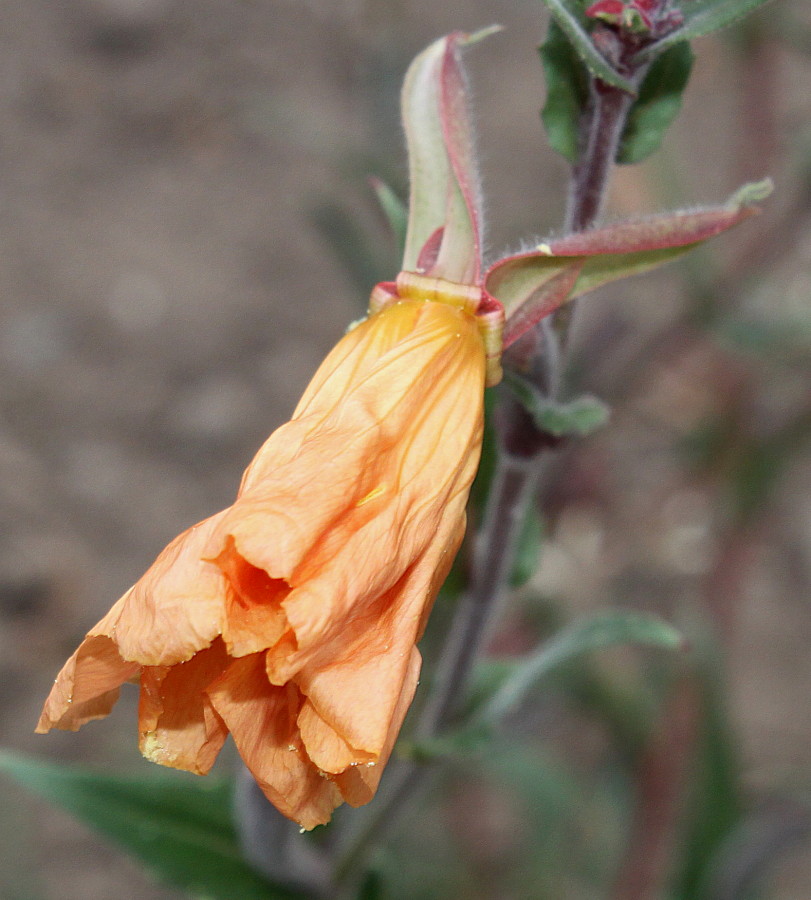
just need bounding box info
[565,80,637,233]
[553,76,643,348]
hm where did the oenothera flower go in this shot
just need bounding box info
[38,281,499,829]
[35,23,765,831]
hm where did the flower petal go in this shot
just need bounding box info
[206,653,342,830]
[296,701,375,775]
[36,635,140,733]
[331,648,422,808]
[294,502,464,764]
[100,513,229,666]
[220,301,484,677]
[210,535,291,657]
[138,638,230,775]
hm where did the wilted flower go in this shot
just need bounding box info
[38,284,493,829]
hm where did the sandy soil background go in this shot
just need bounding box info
[1,1,809,897]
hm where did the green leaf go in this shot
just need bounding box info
[715,316,811,360]
[411,613,682,764]
[636,0,777,60]
[540,0,636,93]
[618,42,694,164]
[505,374,610,438]
[473,740,586,889]
[511,505,545,587]
[370,177,407,258]
[669,636,743,900]
[540,21,590,162]
[309,201,390,298]
[473,612,684,729]
[0,752,301,900]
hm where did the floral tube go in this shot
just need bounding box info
[38,297,487,830]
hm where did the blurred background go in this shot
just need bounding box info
[1,1,809,897]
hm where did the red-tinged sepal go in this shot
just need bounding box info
[400,28,499,284]
[488,179,772,349]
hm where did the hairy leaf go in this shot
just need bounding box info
[540,20,590,162]
[618,42,694,164]
[487,180,770,346]
[636,0,777,60]
[473,612,684,728]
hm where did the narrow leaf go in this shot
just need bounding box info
[541,0,636,93]
[540,20,590,162]
[635,0,777,60]
[571,243,699,297]
[618,42,694,164]
[546,184,768,254]
[309,201,389,297]
[473,612,684,728]
[669,632,743,899]
[511,505,545,587]
[370,177,408,257]
[505,374,611,437]
[0,752,299,900]
[498,261,584,348]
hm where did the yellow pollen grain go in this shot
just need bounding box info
[142,731,175,765]
[536,242,553,255]
[356,484,387,507]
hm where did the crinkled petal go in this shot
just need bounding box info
[211,536,290,657]
[331,648,422,808]
[206,653,341,830]
[215,301,484,675]
[294,500,465,763]
[296,702,375,775]
[36,635,140,733]
[37,297,488,832]
[100,512,229,666]
[138,639,230,774]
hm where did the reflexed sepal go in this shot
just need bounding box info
[488,180,771,349]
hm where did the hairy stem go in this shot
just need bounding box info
[566,81,637,232]
[552,76,644,349]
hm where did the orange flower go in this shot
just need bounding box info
[37,293,488,829]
